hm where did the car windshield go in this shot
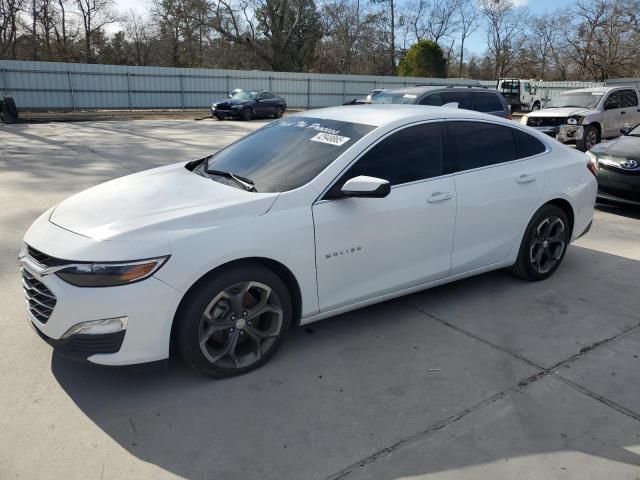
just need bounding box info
[546,92,603,109]
[196,117,375,192]
[369,91,419,104]
[231,91,256,101]
[629,124,640,136]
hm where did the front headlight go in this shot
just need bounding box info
[567,116,583,125]
[212,103,217,109]
[521,115,528,125]
[55,257,169,287]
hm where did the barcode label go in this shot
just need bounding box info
[310,132,351,146]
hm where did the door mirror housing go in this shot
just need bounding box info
[341,176,391,198]
[620,126,631,135]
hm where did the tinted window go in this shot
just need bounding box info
[370,91,420,104]
[621,89,638,108]
[472,92,504,113]
[198,117,375,192]
[419,92,442,106]
[604,92,622,110]
[512,129,546,158]
[439,91,472,109]
[446,121,516,172]
[341,122,444,187]
[260,92,275,99]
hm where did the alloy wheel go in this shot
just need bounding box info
[198,281,283,369]
[585,129,598,150]
[529,216,566,274]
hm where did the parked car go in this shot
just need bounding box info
[368,86,512,118]
[497,78,544,112]
[19,105,596,377]
[521,86,640,151]
[587,123,640,206]
[212,90,286,121]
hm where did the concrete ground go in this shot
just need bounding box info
[1,119,639,480]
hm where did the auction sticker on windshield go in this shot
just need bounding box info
[310,132,351,146]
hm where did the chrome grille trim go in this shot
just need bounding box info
[21,268,57,324]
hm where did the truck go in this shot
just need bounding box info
[497,78,544,113]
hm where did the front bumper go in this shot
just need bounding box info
[596,165,640,206]
[21,217,182,366]
[531,125,583,144]
[212,107,242,118]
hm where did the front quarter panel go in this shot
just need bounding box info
[154,192,320,318]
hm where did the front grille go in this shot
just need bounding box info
[26,245,68,267]
[527,117,566,127]
[599,163,640,176]
[22,269,57,323]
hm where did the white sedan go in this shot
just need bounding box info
[19,105,597,377]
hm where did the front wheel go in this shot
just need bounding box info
[577,125,599,152]
[531,102,541,111]
[510,205,571,281]
[175,264,292,377]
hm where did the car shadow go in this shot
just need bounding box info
[596,201,640,220]
[50,246,640,480]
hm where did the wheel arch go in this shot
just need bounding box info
[170,257,303,346]
[544,198,575,236]
[585,121,601,137]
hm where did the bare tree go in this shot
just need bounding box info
[1,0,23,57]
[479,0,529,79]
[456,0,477,77]
[74,0,118,61]
[122,9,155,65]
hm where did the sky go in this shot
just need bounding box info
[112,0,575,55]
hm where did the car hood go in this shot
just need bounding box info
[529,107,592,118]
[591,135,640,158]
[49,162,279,241]
[213,98,250,107]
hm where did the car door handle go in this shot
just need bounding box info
[621,111,626,114]
[517,174,537,184]
[427,192,453,203]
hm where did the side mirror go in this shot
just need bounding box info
[341,176,390,198]
[620,126,631,135]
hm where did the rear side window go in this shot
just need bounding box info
[446,121,515,172]
[512,129,546,158]
[621,90,638,108]
[471,92,504,113]
[439,91,472,109]
[419,92,442,106]
[343,122,444,186]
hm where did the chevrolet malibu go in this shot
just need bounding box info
[19,105,597,377]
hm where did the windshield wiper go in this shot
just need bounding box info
[205,168,257,192]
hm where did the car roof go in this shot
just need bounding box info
[293,104,509,127]
[562,86,633,94]
[380,86,492,95]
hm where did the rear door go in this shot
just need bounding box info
[470,91,508,117]
[445,120,546,274]
[420,91,472,110]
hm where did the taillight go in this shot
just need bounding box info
[586,152,598,177]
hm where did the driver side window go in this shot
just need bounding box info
[604,92,622,110]
[334,122,444,192]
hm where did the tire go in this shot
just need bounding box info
[3,96,18,118]
[577,125,599,152]
[274,106,284,118]
[510,204,571,281]
[531,102,541,111]
[214,113,224,120]
[175,263,293,378]
[241,107,253,121]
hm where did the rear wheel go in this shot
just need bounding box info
[510,205,571,281]
[274,106,284,118]
[175,264,292,377]
[531,102,541,111]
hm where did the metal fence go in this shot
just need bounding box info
[0,59,614,111]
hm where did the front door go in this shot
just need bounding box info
[313,121,456,312]
[602,91,624,138]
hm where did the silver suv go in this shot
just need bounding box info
[521,86,640,151]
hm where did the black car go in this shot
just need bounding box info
[367,86,512,119]
[589,123,640,206]
[212,90,287,121]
